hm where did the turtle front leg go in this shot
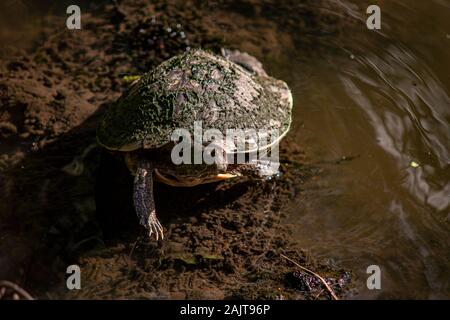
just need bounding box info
[134,160,164,240]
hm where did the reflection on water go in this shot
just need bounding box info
[279,0,449,298]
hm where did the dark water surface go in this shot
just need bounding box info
[276,0,450,299]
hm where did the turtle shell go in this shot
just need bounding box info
[97,49,292,153]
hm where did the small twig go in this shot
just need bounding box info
[280,254,339,300]
[314,289,325,300]
[128,237,140,261]
[128,230,145,261]
[0,281,34,300]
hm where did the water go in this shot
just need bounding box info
[276,0,450,299]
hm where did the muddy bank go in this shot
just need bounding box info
[0,0,355,299]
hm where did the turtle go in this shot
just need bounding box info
[96,48,293,240]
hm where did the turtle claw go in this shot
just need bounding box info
[147,212,164,241]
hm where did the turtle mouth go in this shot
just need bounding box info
[154,169,237,187]
[216,173,239,180]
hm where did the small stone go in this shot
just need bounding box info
[31,142,39,151]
